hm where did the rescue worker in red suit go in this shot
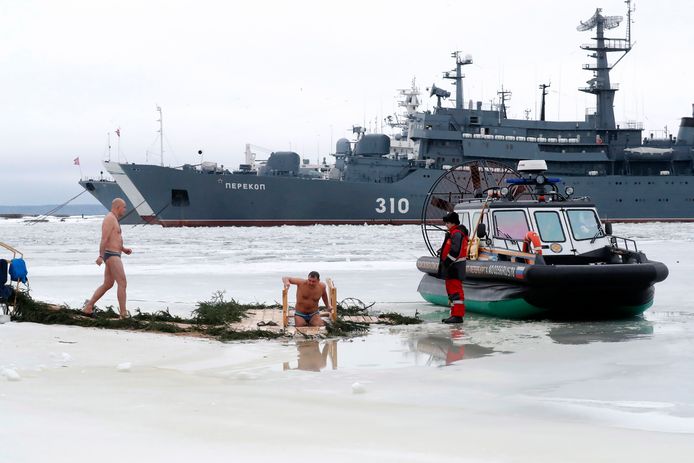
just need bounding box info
[439,212,469,324]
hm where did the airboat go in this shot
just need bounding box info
[416,160,669,319]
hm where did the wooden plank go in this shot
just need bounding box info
[327,278,337,322]
[282,289,288,328]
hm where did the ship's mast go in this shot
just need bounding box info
[444,51,472,110]
[539,83,550,121]
[497,87,512,120]
[156,105,164,166]
[577,1,633,129]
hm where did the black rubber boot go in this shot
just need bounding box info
[441,316,464,324]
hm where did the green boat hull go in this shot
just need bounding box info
[420,291,653,320]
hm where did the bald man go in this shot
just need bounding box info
[83,197,132,318]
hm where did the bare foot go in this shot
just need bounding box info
[119,310,130,319]
[82,301,94,316]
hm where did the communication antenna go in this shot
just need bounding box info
[156,105,164,166]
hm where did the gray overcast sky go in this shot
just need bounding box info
[1,0,691,204]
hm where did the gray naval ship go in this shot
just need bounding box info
[106,2,694,227]
[78,177,144,224]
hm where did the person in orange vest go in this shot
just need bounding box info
[439,212,469,324]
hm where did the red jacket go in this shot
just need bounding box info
[441,225,468,263]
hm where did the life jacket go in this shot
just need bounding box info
[441,226,469,262]
[9,258,28,284]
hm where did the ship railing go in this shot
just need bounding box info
[580,39,630,51]
[620,120,644,130]
[463,133,581,144]
[579,83,620,92]
[610,236,639,253]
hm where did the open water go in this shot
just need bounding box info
[2,217,693,436]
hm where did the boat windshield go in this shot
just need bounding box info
[534,211,566,242]
[492,210,530,240]
[566,209,601,240]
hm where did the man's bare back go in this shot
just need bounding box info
[282,272,330,327]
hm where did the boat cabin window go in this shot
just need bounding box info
[566,209,601,240]
[471,211,490,236]
[534,211,566,242]
[459,212,471,233]
[492,210,530,240]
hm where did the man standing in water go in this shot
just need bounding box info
[282,271,330,327]
[83,198,132,318]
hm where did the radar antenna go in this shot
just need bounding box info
[577,8,623,31]
[427,84,451,108]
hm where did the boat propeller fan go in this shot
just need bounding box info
[420,160,522,257]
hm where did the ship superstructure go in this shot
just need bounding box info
[105,2,694,226]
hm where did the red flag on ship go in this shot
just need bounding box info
[73,157,80,166]
[115,128,120,137]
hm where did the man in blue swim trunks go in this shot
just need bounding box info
[83,198,132,319]
[282,271,330,327]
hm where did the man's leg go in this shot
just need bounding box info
[442,278,464,323]
[107,257,128,318]
[84,265,115,313]
[449,279,465,317]
[309,313,324,327]
[294,314,308,327]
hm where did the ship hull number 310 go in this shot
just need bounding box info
[375,197,409,214]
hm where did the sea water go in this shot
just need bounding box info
[1,217,693,435]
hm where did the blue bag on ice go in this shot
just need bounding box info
[9,258,28,284]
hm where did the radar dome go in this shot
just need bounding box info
[335,138,352,155]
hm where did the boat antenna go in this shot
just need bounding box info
[539,83,551,121]
[156,105,164,166]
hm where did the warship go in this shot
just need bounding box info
[78,177,144,224]
[106,2,694,227]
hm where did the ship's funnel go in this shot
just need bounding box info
[677,115,694,145]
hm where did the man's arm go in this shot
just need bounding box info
[282,276,304,290]
[448,232,463,261]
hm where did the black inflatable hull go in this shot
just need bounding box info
[416,257,668,319]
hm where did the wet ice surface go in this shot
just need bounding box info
[1,218,694,460]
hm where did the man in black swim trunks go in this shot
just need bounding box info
[83,198,132,318]
[282,271,330,327]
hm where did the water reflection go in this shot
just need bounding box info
[549,318,654,344]
[283,340,338,372]
[280,327,508,372]
[411,327,498,366]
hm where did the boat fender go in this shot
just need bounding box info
[522,231,542,255]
